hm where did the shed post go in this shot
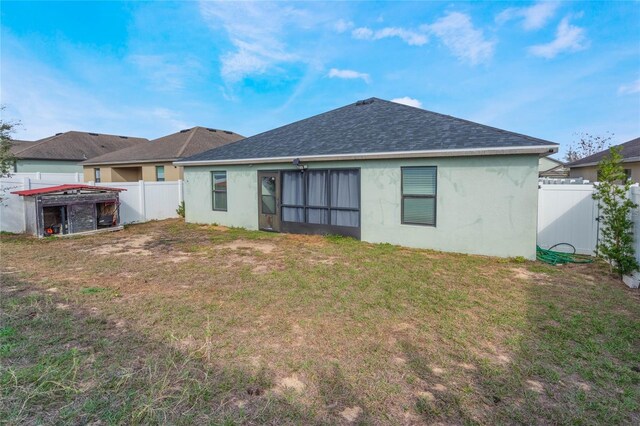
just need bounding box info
[22,178,30,233]
[139,180,146,222]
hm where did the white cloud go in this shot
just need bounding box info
[529,16,588,58]
[618,79,640,95]
[128,54,201,91]
[199,2,317,83]
[334,19,353,33]
[352,26,427,46]
[425,12,495,65]
[391,97,422,108]
[496,2,559,30]
[327,68,371,83]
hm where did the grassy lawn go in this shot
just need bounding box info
[1,219,639,425]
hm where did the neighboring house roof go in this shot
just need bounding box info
[567,137,640,168]
[83,126,244,166]
[12,184,126,197]
[177,98,558,166]
[8,140,35,154]
[14,131,148,161]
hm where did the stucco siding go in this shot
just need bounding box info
[16,160,83,173]
[183,155,539,259]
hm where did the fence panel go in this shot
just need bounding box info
[537,184,599,255]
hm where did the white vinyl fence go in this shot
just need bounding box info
[538,183,640,264]
[1,174,183,234]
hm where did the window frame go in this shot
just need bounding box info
[280,168,360,227]
[155,165,165,182]
[401,166,437,227]
[94,168,101,183]
[211,171,228,212]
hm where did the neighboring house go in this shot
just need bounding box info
[538,156,569,178]
[567,137,640,182]
[12,131,147,173]
[82,127,243,182]
[176,98,558,259]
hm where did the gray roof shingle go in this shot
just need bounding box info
[567,137,640,167]
[180,98,557,164]
[83,127,243,165]
[15,131,147,161]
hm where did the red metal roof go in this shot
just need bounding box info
[11,184,126,197]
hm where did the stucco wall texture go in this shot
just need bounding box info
[183,155,540,259]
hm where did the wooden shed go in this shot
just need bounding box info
[11,184,126,237]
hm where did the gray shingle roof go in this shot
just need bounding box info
[567,137,640,168]
[180,98,557,164]
[9,140,35,155]
[15,132,147,161]
[83,127,244,165]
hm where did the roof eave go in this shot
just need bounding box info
[174,145,559,167]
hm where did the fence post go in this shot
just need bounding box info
[75,172,80,182]
[139,180,146,222]
[178,179,184,204]
[35,172,41,180]
[23,177,31,190]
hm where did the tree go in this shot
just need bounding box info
[565,132,614,163]
[1,106,20,177]
[592,146,639,277]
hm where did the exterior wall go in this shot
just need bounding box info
[16,159,83,173]
[111,167,142,182]
[539,156,561,173]
[83,163,183,182]
[184,154,539,259]
[569,162,640,182]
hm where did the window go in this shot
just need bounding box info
[281,169,359,227]
[402,167,436,226]
[624,169,632,182]
[155,165,165,182]
[261,176,277,214]
[211,171,227,211]
[94,168,101,183]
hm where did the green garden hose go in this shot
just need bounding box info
[536,243,594,265]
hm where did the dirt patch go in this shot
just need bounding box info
[88,235,155,256]
[217,240,277,254]
[275,375,305,393]
[511,268,544,280]
[340,406,363,423]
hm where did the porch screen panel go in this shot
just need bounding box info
[282,172,304,222]
[307,171,328,224]
[330,170,359,227]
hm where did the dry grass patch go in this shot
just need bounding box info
[1,219,639,424]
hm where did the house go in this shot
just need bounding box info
[176,98,558,259]
[567,137,640,182]
[82,127,243,182]
[11,184,126,237]
[12,131,147,173]
[538,156,568,178]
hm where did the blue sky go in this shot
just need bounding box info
[1,1,639,159]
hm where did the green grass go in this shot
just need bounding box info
[1,219,638,424]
